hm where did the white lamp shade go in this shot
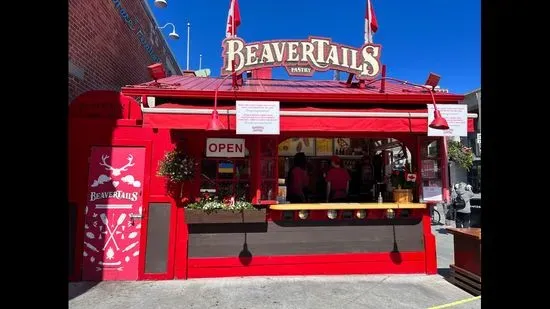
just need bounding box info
[154,0,168,9]
[168,31,180,40]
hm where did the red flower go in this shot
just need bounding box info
[195,197,201,202]
[181,197,190,204]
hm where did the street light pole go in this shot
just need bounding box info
[186,22,191,70]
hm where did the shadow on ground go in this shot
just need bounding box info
[436,228,449,235]
[69,282,99,300]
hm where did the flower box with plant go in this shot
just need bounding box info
[184,192,266,224]
[390,168,417,203]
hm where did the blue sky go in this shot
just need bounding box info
[150,0,480,94]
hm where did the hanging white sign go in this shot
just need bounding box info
[236,100,280,135]
[427,104,468,137]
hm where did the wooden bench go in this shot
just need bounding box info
[446,228,481,296]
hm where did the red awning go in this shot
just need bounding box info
[142,104,476,133]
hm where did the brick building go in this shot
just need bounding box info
[69,0,181,103]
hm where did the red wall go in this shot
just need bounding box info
[68,0,181,103]
[68,92,438,280]
[69,91,180,281]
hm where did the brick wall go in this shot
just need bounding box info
[69,0,181,103]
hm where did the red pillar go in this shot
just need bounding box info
[423,209,438,274]
[173,134,205,279]
[415,136,437,274]
[251,136,261,203]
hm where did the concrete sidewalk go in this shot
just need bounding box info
[69,225,480,309]
[69,274,480,309]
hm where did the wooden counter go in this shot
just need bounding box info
[269,203,427,210]
[446,228,481,296]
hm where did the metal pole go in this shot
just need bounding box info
[199,54,202,70]
[186,22,191,70]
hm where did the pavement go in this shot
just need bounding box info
[69,221,481,309]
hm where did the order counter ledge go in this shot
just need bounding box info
[269,202,427,210]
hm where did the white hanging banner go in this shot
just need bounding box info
[236,101,280,135]
[427,104,468,137]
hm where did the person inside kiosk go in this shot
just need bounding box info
[325,155,351,202]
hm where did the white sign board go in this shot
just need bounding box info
[427,104,468,137]
[422,186,443,202]
[236,100,280,135]
[206,138,245,157]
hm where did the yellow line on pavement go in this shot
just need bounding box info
[428,296,481,309]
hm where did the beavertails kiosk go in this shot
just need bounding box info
[68,36,477,281]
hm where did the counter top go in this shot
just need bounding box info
[446,228,481,240]
[269,203,427,210]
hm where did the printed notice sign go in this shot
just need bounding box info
[427,104,468,137]
[422,186,443,202]
[236,101,280,135]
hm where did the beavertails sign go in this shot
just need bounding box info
[221,37,382,79]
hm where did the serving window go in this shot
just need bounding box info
[275,136,414,203]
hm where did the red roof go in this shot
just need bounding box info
[121,75,464,104]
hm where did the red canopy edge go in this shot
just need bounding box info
[142,106,476,133]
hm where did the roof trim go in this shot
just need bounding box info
[141,106,479,118]
[121,88,464,103]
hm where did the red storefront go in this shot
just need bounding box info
[68,37,476,281]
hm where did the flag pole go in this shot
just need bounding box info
[232,0,236,37]
[186,21,191,70]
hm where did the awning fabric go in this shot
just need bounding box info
[142,104,476,133]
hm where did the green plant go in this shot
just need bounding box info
[156,149,197,183]
[186,192,255,214]
[447,140,474,171]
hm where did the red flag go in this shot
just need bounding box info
[365,0,378,43]
[226,0,241,38]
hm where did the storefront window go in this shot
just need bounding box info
[200,151,251,199]
[419,138,444,202]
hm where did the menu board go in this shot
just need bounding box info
[278,138,315,156]
[315,138,333,156]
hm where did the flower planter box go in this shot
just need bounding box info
[184,208,267,224]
